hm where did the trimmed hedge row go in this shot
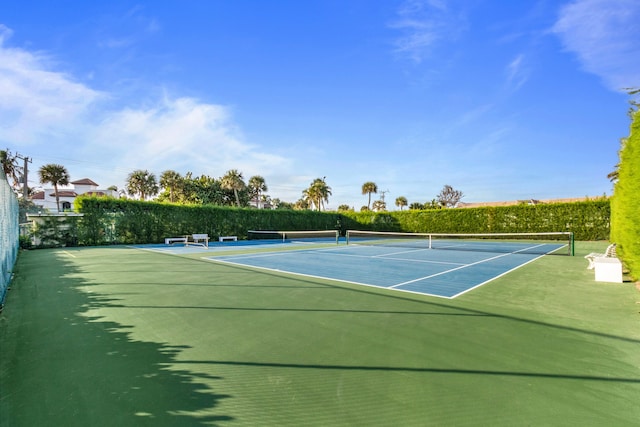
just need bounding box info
[70,197,610,246]
[341,200,610,241]
[74,197,343,245]
[611,109,640,279]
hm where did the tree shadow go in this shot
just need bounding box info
[209,259,640,345]
[1,251,233,426]
[170,359,640,384]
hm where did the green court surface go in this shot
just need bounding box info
[1,242,639,426]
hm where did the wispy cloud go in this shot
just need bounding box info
[455,103,494,127]
[505,53,529,92]
[0,26,104,145]
[0,25,289,188]
[90,96,290,178]
[97,6,161,49]
[0,24,12,44]
[552,0,640,91]
[389,0,467,63]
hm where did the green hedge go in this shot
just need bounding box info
[59,196,610,247]
[74,197,343,245]
[341,200,610,241]
[611,109,640,279]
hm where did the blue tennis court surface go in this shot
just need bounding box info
[205,241,565,299]
[133,239,295,254]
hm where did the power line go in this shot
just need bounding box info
[15,153,31,199]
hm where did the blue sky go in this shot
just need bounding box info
[1,0,639,209]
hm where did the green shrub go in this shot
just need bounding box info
[44,196,612,248]
[342,200,609,241]
[611,109,640,279]
[74,197,343,245]
[19,235,32,249]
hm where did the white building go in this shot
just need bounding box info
[31,178,117,213]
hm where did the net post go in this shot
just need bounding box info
[569,232,574,256]
[335,230,339,245]
[346,230,350,245]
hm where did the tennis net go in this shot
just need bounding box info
[346,230,574,256]
[248,230,339,244]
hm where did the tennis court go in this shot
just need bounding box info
[2,241,640,426]
[202,232,570,298]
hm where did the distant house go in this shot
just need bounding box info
[31,178,117,213]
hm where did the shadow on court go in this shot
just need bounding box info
[0,249,232,426]
[3,244,639,426]
[201,259,640,346]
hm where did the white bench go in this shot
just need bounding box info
[594,257,623,283]
[218,236,237,242]
[165,237,188,245]
[585,243,616,269]
[187,233,209,247]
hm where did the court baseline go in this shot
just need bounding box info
[205,243,550,298]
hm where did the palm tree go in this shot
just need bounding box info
[221,169,246,207]
[38,163,70,212]
[294,198,310,210]
[395,196,408,210]
[248,175,268,208]
[361,181,377,210]
[159,170,183,203]
[126,169,159,200]
[304,178,331,211]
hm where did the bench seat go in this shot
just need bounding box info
[187,234,209,247]
[219,236,237,242]
[585,243,616,269]
[165,237,188,245]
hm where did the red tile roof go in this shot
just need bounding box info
[71,178,99,186]
[50,191,78,197]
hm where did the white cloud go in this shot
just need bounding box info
[97,6,161,49]
[0,24,13,44]
[389,0,466,63]
[0,25,291,193]
[90,96,290,178]
[455,103,494,127]
[505,54,529,91]
[552,0,640,91]
[0,27,104,145]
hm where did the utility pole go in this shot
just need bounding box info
[16,154,31,200]
[380,189,390,202]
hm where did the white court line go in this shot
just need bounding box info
[309,250,464,266]
[447,254,546,299]
[217,245,465,266]
[214,245,346,261]
[383,256,463,266]
[372,247,430,258]
[58,250,76,258]
[202,257,455,299]
[390,243,551,288]
[204,243,553,300]
[315,244,465,265]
